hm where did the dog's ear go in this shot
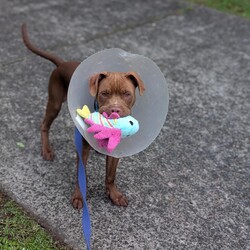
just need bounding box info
[125,71,145,96]
[89,72,108,96]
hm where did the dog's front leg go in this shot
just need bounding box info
[105,156,128,206]
[71,137,91,209]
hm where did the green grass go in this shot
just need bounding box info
[188,0,250,18]
[0,192,68,250]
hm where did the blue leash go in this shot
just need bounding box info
[75,127,91,250]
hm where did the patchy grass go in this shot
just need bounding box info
[188,0,250,18]
[0,192,68,250]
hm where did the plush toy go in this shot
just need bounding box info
[76,105,139,153]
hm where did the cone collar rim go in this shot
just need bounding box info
[68,48,169,157]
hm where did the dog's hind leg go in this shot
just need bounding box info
[41,69,67,160]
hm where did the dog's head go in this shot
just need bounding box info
[89,72,145,117]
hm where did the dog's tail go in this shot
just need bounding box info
[21,23,64,66]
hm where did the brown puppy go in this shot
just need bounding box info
[21,24,145,208]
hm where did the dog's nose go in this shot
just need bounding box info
[111,108,121,114]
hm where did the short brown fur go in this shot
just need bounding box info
[21,24,145,208]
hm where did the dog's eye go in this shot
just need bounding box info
[122,91,131,97]
[100,91,110,97]
[129,121,133,126]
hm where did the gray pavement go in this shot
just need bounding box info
[0,0,249,249]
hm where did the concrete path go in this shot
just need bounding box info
[0,0,249,249]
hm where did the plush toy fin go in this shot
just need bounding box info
[102,112,120,119]
[86,122,121,153]
[93,127,121,153]
[93,127,121,140]
[102,112,109,118]
[86,123,105,133]
[107,130,121,153]
[77,105,91,118]
[108,113,120,119]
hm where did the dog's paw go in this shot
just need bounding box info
[71,187,83,209]
[42,148,55,161]
[106,184,128,207]
[71,197,83,210]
